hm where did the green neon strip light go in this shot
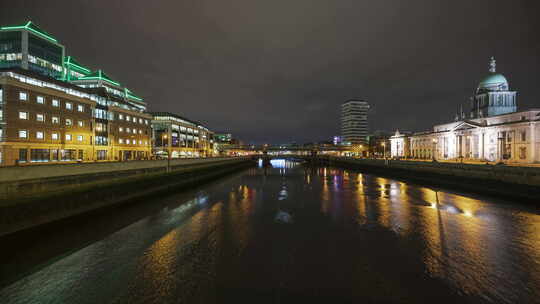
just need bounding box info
[1,21,58,43]
[127,93,143,101]
[79,76,121,86]
[66,62,91,73]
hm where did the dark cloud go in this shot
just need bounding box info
[2,0,539,143]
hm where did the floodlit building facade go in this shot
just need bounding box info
[341,99,369,144]
[390,58,540,164]
[0,21,152,165]
[151,112,215,158]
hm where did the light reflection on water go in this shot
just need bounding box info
[0,159,538,303]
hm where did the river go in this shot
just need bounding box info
[1,159,538,303]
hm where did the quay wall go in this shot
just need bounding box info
[327,157,540,201]
[0,157,254,236]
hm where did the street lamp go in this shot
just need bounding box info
[432,138,437,161]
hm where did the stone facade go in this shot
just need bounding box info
[390,58,540,164]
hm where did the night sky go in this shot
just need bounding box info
[2,1,539,144]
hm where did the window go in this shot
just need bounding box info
[36,96,45,104]
[77,135,83,142]
[65,102,72,110]
[78,120,84,127]
[52,133,59,140]
[126,115,130,121]
[78,150,83,160]
[36,114,44,122]
[61,149,76,161]
[52,116,59,124]
[521,131,526,142]
[520,147,527,159]
[119,138,124,144]
[133,128,137,134]
[19,130,27,138]
[139,118,143,124]
[66,119,72,126]
[145,119,148,125]
[51,149,59,161]
[97,150,107,160]
[19,92,28,101]
[139,129,143,134]
[126,127,131,133]
[77,104,84,112]
[145,141,148,145]
[139,140,142,145]
[19,149,27,162]
[126,139,130,144]
[19,111,28,120]
[133,117,137,123]
[66,134,72,141]
[52,99,59,107]
[119,127,124,132]
[119,114,124,120]
[36,131,44,139]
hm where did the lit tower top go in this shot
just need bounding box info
[0,21,65,78]
[489,56,496,73]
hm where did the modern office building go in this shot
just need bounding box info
[151,112,215,158]
[0,21,152,165]
[341,99,370,144]
[390,57,540,164]
[214,133,232,144]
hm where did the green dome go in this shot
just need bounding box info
[477,73,509,92]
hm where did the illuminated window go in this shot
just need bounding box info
[36,96,45,104]
[119,138,124,144]
[36,114,44,122]
[133,128,137,134]
[133,117,137,123]
[77,104,84,112]
[119,114,124,120]
[77,135,83,142]
[66,102,72,110]
[139,118,143,124]
[126,139,130,144]
[139,140,142,145]
[52,99,59,107]
[19,92,28,101]
[65,134,72,141]
[126,115,130,121]
[126,127,131,133]
[36,131,44,139]
[19,111,28,120]
[19,130,27,138]
[78,120,84,127]
[119,127,124,132]
[139,129,143,134]
[66,119,72,126]
[52,133,59,140]
[145,119,148,125]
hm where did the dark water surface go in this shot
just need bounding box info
[1,160,538,303]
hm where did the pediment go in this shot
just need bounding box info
[451,121,481,131]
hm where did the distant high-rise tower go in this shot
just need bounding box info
[341,99,370,144]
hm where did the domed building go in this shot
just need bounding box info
[470,57,517,118]
[391,57,540,164]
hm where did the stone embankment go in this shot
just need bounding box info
[327,157,540,201]
[0,157,254,236]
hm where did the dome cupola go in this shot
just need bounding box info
[477,57,509,93]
